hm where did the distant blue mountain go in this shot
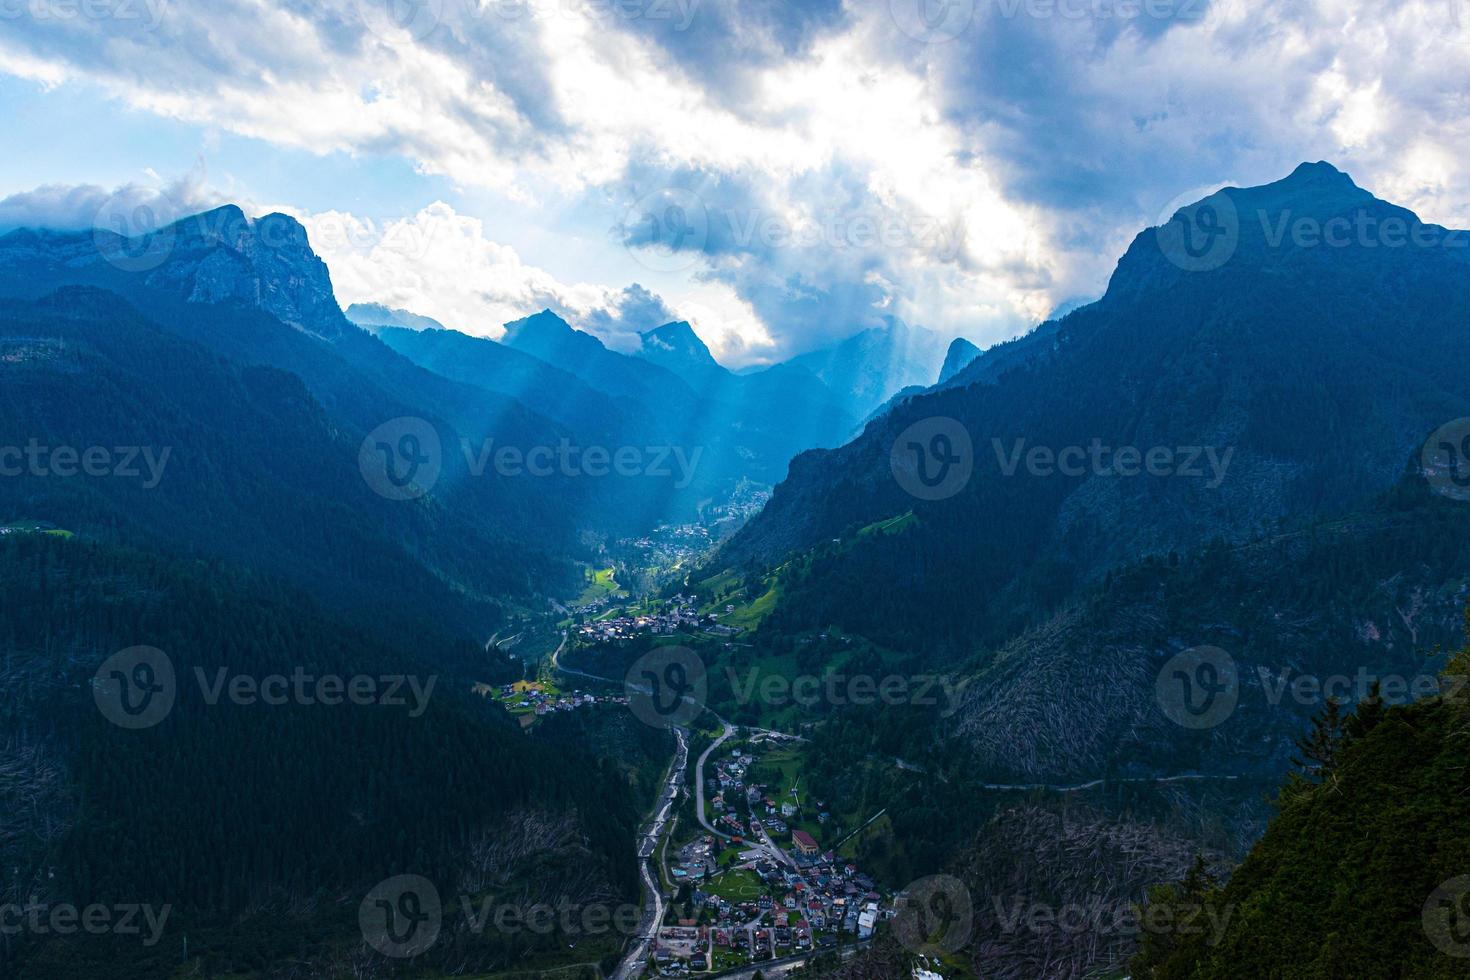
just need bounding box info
[345,302,447,333]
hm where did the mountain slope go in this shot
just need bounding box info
[720,163,1470,651]
[788,316,950,419]
[938,336,981,382]
[0,210,633,604]
[376,321,641,441]
[345,301,448,332]
[635,319,725,383]
[0,288,560,640]
[0,532,664,979]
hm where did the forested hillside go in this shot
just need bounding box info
[0,532,667,978]
[1131,614,1470,978]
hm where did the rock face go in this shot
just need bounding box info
[938,336,981,383]
[141,207,348,338]
[637,320,725,382]
[0,206,350,339]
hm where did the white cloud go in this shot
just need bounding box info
[0,168,226,233]
[299,200,687,347]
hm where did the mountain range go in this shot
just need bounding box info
[5,161,1469,978]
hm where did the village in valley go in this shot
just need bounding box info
[645,734,894,975]
[473,545,926,977]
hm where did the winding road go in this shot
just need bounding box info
[613,726,689,980]
[695,722,737,839]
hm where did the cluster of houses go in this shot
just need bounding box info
[655,834,888,972]
[575,595,714,642]
[707,750,832,844]
[622,523,715,573]
[477,682,626,720]
[643,741,889,973]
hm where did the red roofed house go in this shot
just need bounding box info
[792,830,820,857]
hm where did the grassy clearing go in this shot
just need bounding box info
[705,868,763,902]
[575,566,625,606]
[856,511,918,539]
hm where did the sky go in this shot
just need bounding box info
[0,0,1466,367]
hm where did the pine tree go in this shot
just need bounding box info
[1292,698,1347,778]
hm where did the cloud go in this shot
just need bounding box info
[298,200,682,349]
[581,283,678,349]
[0,170,226,233]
